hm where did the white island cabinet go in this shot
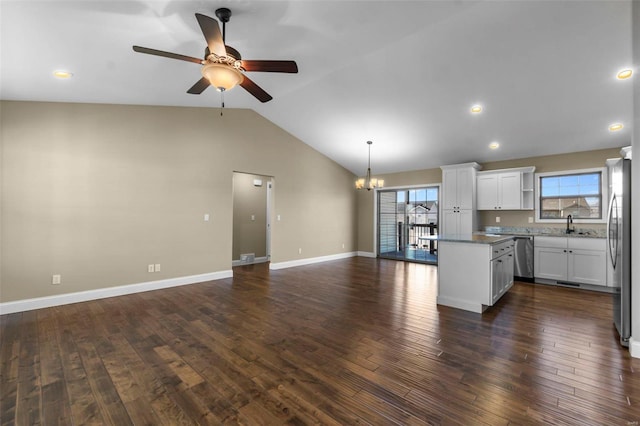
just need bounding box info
[437,235,515,313]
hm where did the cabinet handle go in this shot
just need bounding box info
[563,250,567,253]
[497,260,502,263]
[569,250,573,253]
[508,254,513,257]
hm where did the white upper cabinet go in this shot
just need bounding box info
[498,172,522,209]
[476,174,499,210]
[441,167,460,210]
[441,163,481,234]
[441,163,481,210]
[476,167,535,211]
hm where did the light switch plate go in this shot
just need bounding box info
[496,216,501,223]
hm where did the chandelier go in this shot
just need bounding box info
[355,141,384,190]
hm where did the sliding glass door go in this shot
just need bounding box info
[378,187,439,264]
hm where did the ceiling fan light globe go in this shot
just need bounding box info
[201,63,243,91]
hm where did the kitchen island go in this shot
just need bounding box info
[437,234,515,313]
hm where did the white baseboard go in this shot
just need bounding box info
[0,270,233,315]
[357,251,376,258]
[231,256,269,267]
[270,252,357,270]
[436,295,485,314]
[629,336,640,359]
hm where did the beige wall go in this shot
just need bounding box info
[232,172,269,260]
[0,101,357,303]
[357,147,624,253]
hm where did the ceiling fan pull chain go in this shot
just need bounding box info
[220,89,225,116]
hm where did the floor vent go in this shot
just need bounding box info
[240,253,255,263]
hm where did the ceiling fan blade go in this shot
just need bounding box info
[241,60,298,73]
[132,46,203,64]
[187,77,211,95]
[195,13,226,57]
[239,75,273,103]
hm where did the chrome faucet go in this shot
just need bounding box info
[566,214,575,234]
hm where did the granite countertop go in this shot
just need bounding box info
[437,234,514,244]
[483,226,605,239]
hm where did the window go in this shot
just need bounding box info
[377,186,439,264]
[535,168,606,222]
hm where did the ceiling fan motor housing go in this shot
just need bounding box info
[215,8,232,23]
[205,46,242,62]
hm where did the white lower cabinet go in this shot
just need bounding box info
[534,246,567,281]
[534,236,606,286]
[567,248,606,286]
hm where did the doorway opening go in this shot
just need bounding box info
[232,172,272,266]
[378,186,439,264]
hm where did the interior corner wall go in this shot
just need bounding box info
[630,0,640,358]
[0,101,357,304]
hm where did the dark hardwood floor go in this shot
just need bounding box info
[2,257,639,425]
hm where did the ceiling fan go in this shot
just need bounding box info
[132,7,298,103]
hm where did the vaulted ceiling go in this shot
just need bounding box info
[1,1,634,174]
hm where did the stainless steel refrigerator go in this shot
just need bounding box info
[606,153,631,346]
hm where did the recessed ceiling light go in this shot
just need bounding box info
[489,141,500,149]
[609,123,623,132]
[470,105,482,114]
[53,70,73,79]
[616,69,633,80]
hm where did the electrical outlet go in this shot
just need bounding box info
[277,215,281,221]
[204,213,210,221]
[148,264,155,273]
[298,248,302,254]
[52,274,61,285]
[496,216,501,223]
[528,216,533,223]
[154,263,161,272]
[342,243,345,249]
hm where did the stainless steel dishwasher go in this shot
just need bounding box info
[513,236,534,282]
